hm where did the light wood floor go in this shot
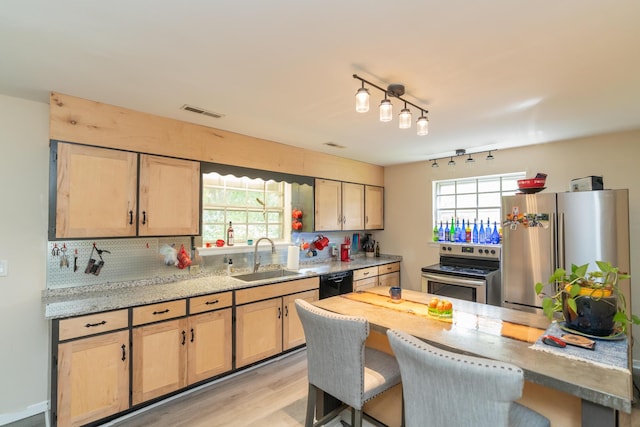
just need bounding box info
[107,350,310,427]
[103,348,640,427]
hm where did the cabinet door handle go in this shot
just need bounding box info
[121,344,126,362]
[363,272,370,276]
[181,330,186,346]
[205,299,219,305]
[278,307,281,319]
[129,210,133,225]
[85,320,107,328]
[285,306,289,317]
[190,328,195,343]
[142,211,147,225]
[152,309,170,315]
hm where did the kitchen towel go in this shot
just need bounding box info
[287,245,300,270]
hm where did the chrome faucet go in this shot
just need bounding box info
[253,237,276,272]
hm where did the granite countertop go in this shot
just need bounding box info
[42,255,402,320]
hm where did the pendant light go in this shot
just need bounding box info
[466,154,475,163]
[448,157,456,166]
[486,151,495,160]
[416,112,429,136]
[398,102,412,129]
[355,81,370,113]
[379,94,393,122]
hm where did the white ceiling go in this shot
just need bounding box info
[1,1,639,166]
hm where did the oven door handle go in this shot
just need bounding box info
[421,273,486,288]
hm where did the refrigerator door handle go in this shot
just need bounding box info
[557,212,565,271]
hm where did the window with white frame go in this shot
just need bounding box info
[202,172,290,244]
[433,172,525,233]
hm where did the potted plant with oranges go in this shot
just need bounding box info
[535,261,639,336]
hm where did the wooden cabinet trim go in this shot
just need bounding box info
[353,266,378,281]
[132,299,187,326]
[58,309,129,341]
[189,291,233,315]
[235,277,319,305]
[378,262,400,275]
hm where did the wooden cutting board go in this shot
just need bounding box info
[342,291,544,343]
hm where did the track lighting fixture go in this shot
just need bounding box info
[353,74,429,136]
[430,149,497,167]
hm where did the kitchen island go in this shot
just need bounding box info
[314,287,633,427]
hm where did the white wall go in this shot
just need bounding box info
[378,130,640,359]
[0,94,50,423]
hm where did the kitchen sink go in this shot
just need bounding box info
[232,269,300,282]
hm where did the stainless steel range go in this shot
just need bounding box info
[421,244,501,306]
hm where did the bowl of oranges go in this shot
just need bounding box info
[427,297,453,319]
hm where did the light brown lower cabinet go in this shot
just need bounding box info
[235,278,319,368]
[353,262,401,291]
[53,281,318,426]
[56,330,130,427]
[187,308,233,384]
[131,298,232,405]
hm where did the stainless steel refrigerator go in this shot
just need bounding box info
[501,189,630,313]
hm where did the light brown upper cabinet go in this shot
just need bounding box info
[364,185,384,230]
[54,143,138,238]
[138,154,200,236]
[52,142,200,238]
[314,179,365,231]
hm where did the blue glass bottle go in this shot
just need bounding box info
[479,220,485,244]
[472,219,478,243]
[444,221,450,242]
[459,219,466,242]
[491,222,500,244]
[438,222,444,242]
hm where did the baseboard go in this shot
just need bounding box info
[0,401,50,427]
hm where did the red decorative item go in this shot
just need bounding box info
[517,178,546,189]
[292,208,303,230]
[177,244,192,269]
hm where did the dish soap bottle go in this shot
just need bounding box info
[227,258,233,275]
[226,221,234,246]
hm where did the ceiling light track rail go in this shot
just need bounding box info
[430,149,497,168]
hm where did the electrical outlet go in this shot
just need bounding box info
[0,260,7,277]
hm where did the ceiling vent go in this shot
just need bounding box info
[180,104,225,119]
[323,142,346,149]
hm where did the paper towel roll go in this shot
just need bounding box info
[287,245,300,270]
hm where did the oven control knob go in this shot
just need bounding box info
[447,246,452,251]
[490,249,496,254]
[483,249,489,254]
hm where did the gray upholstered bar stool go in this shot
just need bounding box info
[295,299,401,427]
[387,329,550,427]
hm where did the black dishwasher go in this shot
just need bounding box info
[319,271,353,299]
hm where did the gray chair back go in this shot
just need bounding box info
[295,299,368,409]
[387,329,526,427]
